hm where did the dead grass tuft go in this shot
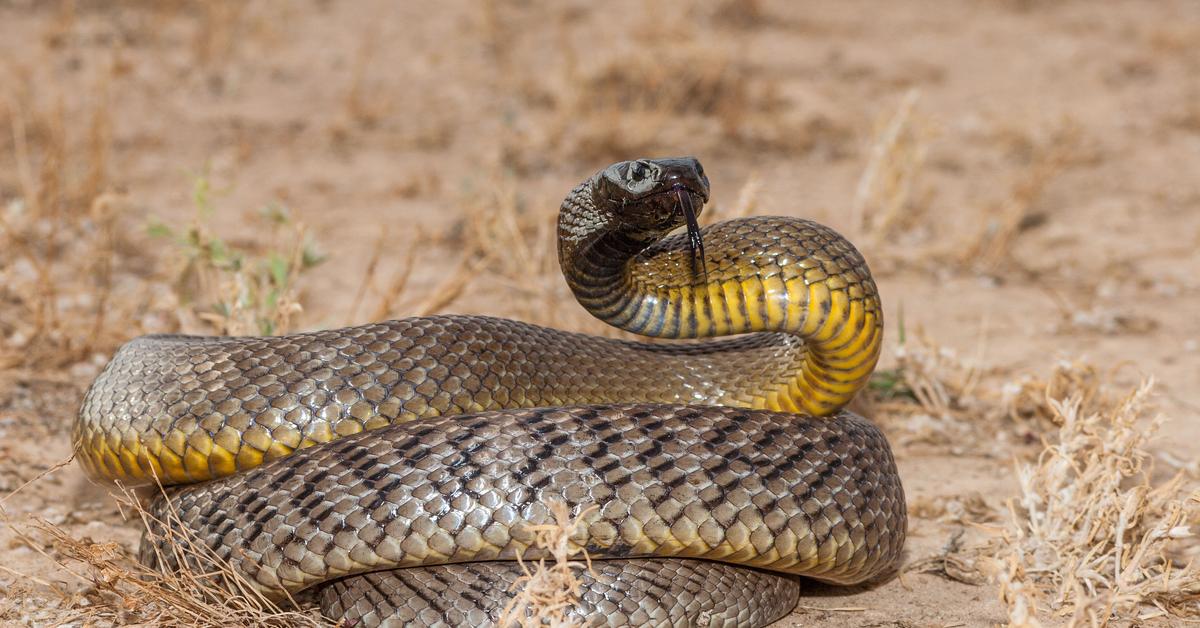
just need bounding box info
[344,225,419,325]
[442,172,613,336]
[340,26,387,130]
[460,176,555,286]
[877,340,1200,625]
[0,64,159,374]
[850,89,935,254]
[576,48,748,122]
[1000,357,1118,438]
[907,529,993,586]
[954,120,1091,276]
[1048,303,1159,337]
[1,476,324,627]
[860,329,991,451]
[191,0,247,70]
[351,175,542,325]
[550,44,748,162]
[498,501,595,628]
[911,492,1001,527]
[995,382,1200,625]
[852,112,1106,282]
[863,328,1139,459]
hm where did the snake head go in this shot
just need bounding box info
[596,157,711,238]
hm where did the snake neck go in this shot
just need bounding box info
[558,178,657,302]
[558,181,883,417]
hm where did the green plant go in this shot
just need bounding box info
[148,172,324,337]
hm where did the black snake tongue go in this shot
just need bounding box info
[675,182,707,280]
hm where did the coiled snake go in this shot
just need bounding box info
[74,158,906,627]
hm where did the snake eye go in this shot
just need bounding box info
[630,162,648,182]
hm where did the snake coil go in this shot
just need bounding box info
[75,157,905,627]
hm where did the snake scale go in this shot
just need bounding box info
[74,157,906,627]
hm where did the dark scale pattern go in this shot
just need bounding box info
[80,158,906,627]
[140,405,905,599]
[320,559,800,628]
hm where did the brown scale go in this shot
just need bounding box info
[76,157,903,627]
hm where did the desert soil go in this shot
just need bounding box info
[1,1,1198,627]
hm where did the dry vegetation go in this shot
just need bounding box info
[867,335,1200,625]
[498,502,596,628]
[147,180,324,337]
[2,1,1199,627]
[4,486,324,627]
[997,384,1200,626]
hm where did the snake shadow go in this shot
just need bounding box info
[795,546,911,598]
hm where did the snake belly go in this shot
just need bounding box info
[74,157,906,627]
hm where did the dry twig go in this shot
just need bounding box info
[498,501,596,627]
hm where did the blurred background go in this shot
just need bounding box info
[1,1,1198,626]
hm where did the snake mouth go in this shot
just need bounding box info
[632,184,708,205]
[626,184,709,278]
[630,185,708,225]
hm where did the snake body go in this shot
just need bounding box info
[75,158,906,626]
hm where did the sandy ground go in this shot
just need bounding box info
[1,1,1199,626]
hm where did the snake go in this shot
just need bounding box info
[74,157,906,627]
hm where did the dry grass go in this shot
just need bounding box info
[878,335,1200,625]
[564,52,825,160]
[863,328,1140,457]
[457,175,555,293]
[498,501,595,628]
[0,72,327,622]
[340,174,560,327]
[339,24,389,131]
[192,0,248,70]
[1000,358,1121,438]
[953,119,1096,277]
[710,0,769,29]
[860,328,995,452]
[436,172,607,335]
[1,477,324,627]
[995,382,1200,625]
[1047,302,1159,336]
[850,89,934,253]
[0,61,150,373]
[869,326,1200,625]
[846,105,1107,284]
[343,225,421,325]
[545,43,752,163]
